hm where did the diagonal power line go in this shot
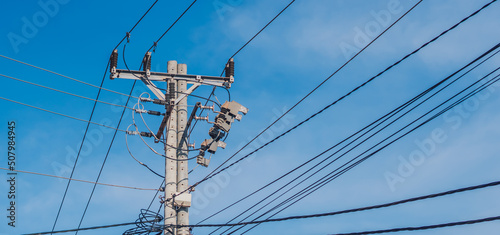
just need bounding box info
[28,179,500,234]
[0,167,158,191]
[188,0,425,202]
[187,0,497,203]
[50,0,161,233]
[0,96,127,132]
[75,0,200,232]
[330,216,500,235]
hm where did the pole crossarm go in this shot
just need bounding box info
[112,69,233,86]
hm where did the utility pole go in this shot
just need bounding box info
[110,51,239,235]
[165,61,179,235]
[176,62,189,235]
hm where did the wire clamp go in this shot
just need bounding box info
[126,130,140,136]
[126,32,131,43]
[139,97,153,103]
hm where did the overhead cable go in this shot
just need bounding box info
[52,0,163,231]
[0,54,138,99]
[187,0,430,201]
[146,0,199,52]
[0,73,133,110]
[29,179,500,234]
[240,68,500,233]
[0,167,159,191]
[330,215,500,235]
[0,96,126,132]
[214,44,500,234]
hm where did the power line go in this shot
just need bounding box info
[223,0,297,68]
[0,167,158,191]
[0,54,138,99]
[330,216,500,235]
[0,95,126,132]
[146,0,199,52]
[214,44,500,234]
[0,73,133,110]
[51,0,164,231]
[196,2,498,229]
[76,0,198,232]
[27,179,500,234]
[75,81,137,233]
[239,67,500,233]
[237,61,500,233]
[191,0,496,202]
[200,180,500,227]
[113,0,160,50]
[126,124,165,178]
[26,221,139,235]
[187,0,427,201]
[50,1,162,230]
[49,61,111,234]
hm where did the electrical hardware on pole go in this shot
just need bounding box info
[110,51,247,235]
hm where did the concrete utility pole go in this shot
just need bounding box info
[165,61,179,235]
[109,51,236,235]
[176,62,189,235]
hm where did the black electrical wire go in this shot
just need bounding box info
[187,87,216,142]
[201,4,500,228]
[146,0,198,52]
[29,214,500,234]
[0,73,133,110]
[0,96,127,132]
[220,0,297,76]
[50,0,161,231]
[113,0,160,51]
[199,180,500,228]
[50,61,110,234]
[330,216,500,235]
[237,55,500,232]
[213,45,500,234]
[72,0,200,231]
[186,0,484,201]
[75,81,137,233]
[0,55,138,99]
[28,179,500,234]
[240,69,500,234]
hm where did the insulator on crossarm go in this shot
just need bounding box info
[194,115,209,122]
[225,58,234,78]
[152,99,168,105]
[142,52,152,75]
[110,49,118,76]
[140,132,154,138]
[199,104,214,111]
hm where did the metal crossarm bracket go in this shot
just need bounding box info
[111,69,232,103]
[112,69,233,87]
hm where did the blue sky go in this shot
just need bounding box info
[1,0,500,234]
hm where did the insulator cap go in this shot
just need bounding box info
[140,132,154,138]
[153,99,168,105]
[147,110,162,116]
